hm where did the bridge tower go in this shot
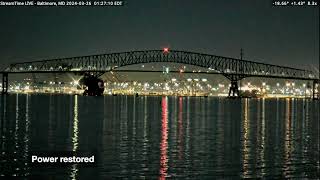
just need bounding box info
[224,48,246,98]
[239,48,244,93]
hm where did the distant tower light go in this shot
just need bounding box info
[163,48,169,53]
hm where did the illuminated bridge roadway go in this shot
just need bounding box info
[1,49,319,98]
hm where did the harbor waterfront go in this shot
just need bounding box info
[2,78,319,98]
[0,94,319,178]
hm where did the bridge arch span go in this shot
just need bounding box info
[7,50,314,80]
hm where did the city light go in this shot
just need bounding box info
[218,84,225,88]
[6,75,316,98]
[163,48,169,53]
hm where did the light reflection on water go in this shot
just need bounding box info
[0,94,319,179]
[159,96,168,180]
[241,98,250,178]
[70,95,79,180]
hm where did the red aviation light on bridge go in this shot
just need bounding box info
[163,48,169,53]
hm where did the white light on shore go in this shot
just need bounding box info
[218,84,225,88]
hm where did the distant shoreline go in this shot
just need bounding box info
[3,92,316,99]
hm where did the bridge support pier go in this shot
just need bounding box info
[1,73,8,94]
[229,80,240,97]
[224,74,246,98]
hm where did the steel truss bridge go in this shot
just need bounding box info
[1,49,319,98]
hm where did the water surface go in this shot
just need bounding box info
[0,94,319,179]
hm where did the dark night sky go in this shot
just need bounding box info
[0,0,319,71]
